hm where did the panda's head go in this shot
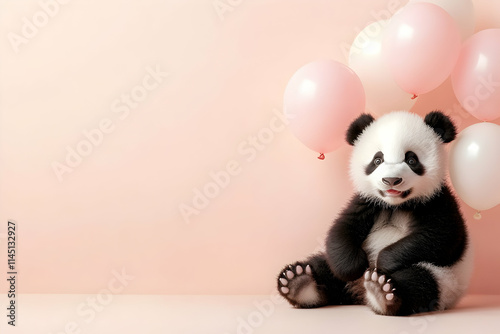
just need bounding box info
[347,111,456,207]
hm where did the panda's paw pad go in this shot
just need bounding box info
[364,269,395,300]
[278,263,311,295]
[277,263,322,308]
[364,269,401,315]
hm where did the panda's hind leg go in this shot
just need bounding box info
[364,265,440,316]
[277,253,360,308]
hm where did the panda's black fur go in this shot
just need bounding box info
[277,111,472,316]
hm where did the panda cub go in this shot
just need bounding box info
[277,111,473,316]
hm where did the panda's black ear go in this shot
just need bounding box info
[346,113,375,146]
[424,111,457,143]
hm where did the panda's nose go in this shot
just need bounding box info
[382,177,403,186]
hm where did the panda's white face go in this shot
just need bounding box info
[350,112,446,206]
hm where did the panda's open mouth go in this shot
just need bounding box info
[379,189,412,198]
[386,189,402,196]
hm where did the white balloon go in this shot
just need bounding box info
[449,122,500,211]
[409,0,475,40]
[349,20,416,116]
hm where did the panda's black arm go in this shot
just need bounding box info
[325,195,380,282]
[376,186,468,274]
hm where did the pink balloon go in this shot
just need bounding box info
[283,60,365,155]
[348,20,416,115]
[383,3,461,96]
[451,29,500,121]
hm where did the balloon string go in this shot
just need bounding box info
[318,153,325,160]
[411,94,418,99]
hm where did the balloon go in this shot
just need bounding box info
[283,60,365,156]
[449,122,500,212]
[383,2,461,96]
[349,20,416,116]
[409,0,475,40]
[451,29,500,121]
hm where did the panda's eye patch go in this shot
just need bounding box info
[405,151,419,165]
[405,151,425,175]
[365,151,384,175]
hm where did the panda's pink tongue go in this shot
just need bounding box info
[387,189,402,195]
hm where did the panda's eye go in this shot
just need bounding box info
[374,158,383,165]
[407,158,416,165]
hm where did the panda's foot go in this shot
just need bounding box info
[277,262,326,308]
[363,269,401,315]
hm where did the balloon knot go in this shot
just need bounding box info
[473,211,482,220]
[411,94,418,100]
[318,153,325,160]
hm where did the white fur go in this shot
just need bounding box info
[350,111,445,206]
[418,242,474,310]
[363,210,412,266]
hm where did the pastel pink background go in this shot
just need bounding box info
[0,0,499,296]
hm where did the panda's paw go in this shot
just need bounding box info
[363,268,401,315]
[277,262,325,308]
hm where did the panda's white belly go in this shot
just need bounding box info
[361,210,474,310]
[362,210,412,266]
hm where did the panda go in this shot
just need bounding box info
[277,110,474,316]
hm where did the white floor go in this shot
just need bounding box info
[1,294,500,334]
